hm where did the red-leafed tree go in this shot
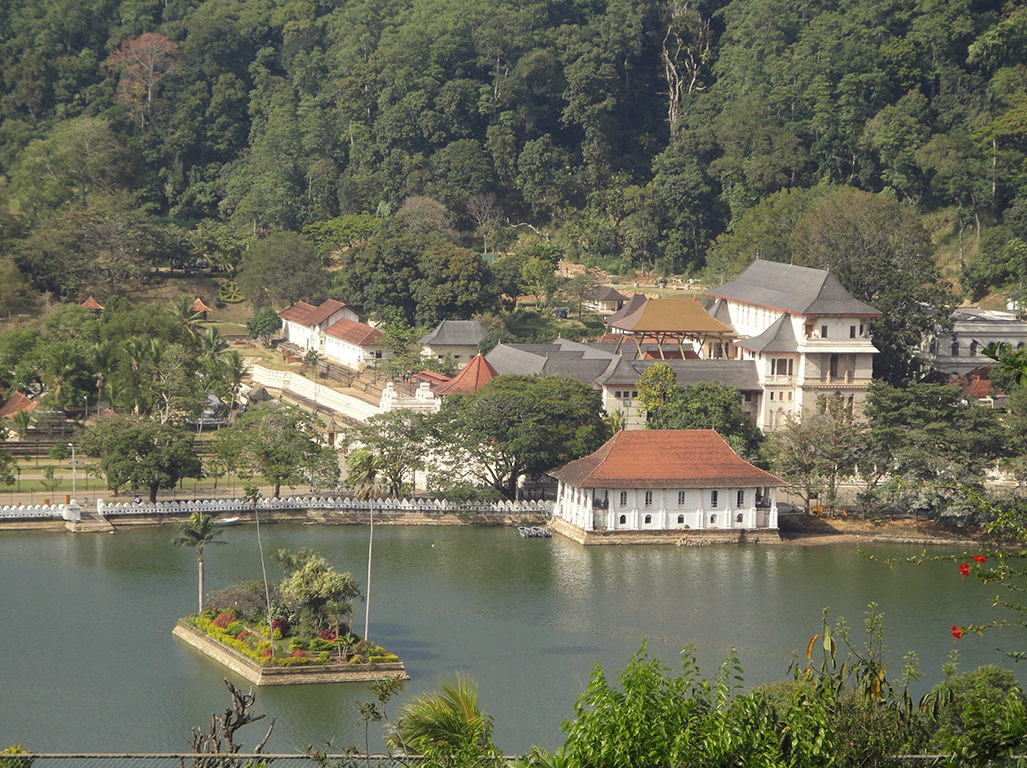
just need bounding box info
[108,33,182,128]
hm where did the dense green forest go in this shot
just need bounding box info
[1,0,1026,316]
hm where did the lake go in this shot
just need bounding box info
[0,524,1018,755]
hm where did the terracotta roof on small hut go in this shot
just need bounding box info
[549,430,784,489]
[81,296,104,311]
[323,318,383,346]
[192,297,214,313]
[432,354,499,396]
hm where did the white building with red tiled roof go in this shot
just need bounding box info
[279,299,357,351]
[549,430,785,535]
[323,318,387,371]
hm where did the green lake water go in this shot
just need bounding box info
[0,524,1018,754]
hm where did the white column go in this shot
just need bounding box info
[769,487,779,529]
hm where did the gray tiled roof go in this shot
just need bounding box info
[734,315,799,353]
[486,344,548,376]
[706,260,881,317]
[420,320,487,346]
[605,293,648,326]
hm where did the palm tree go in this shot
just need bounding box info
[10,409,33,439]
[172,512,227,613]
[390,673,501,765]
[171,295,206,342]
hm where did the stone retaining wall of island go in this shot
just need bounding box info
[172,622,409,686]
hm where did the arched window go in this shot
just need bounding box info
[736,512,743,523]
[644,514,652,524]
[951,341,960,357]
[677,514,684,524]
[970,341,979,355]
[736,490,745,507]
[619,514,626,525]
[710,513,717,525]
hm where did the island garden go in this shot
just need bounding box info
[172,515,404,684]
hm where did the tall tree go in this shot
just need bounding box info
[217,402,339,498]
[236,231,328,310]
[107,33,182,129]
[789,186,955,384]
[427,375,608,499]
[81,414,203,502]
[172,512,226,613]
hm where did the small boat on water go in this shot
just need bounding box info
[214,516,240,527]
[518,526,552,538]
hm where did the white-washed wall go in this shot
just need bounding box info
[0,503,65,520]
[93,496,553,517]
[250,365,380,421]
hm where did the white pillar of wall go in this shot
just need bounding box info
[769,487,779,529]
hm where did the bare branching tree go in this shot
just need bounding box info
[190,678,276,768]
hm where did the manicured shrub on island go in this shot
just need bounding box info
[271,617,289,634]
[309,638,334,652]
[213,612,234,629]
[227,622,244,636]
[237,630,251,640]
[272,628,282,640]
[186,617,329,668]
[370,653,400,663]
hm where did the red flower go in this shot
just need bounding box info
[973,555,986,563]
[959,563,971,576]
[952,626,963,639]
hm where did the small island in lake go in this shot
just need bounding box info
[173,542,406,685]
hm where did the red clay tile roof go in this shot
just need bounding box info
[323,317,383,346]
[414,371,452,385]
[0,392,37,419]
[192,297,214,313]
[550,430,785,489]
[432,354,499,396]
[279,299,349,326]
[81,296,104,310]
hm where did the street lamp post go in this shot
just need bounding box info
[83,394,88,420]
[67,443,76,497]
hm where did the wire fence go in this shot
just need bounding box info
[0,755,517,768]
[1,754,1013,768]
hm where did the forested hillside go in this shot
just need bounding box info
[0,0,1025,315]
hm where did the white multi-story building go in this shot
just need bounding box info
[705,260,881,431]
